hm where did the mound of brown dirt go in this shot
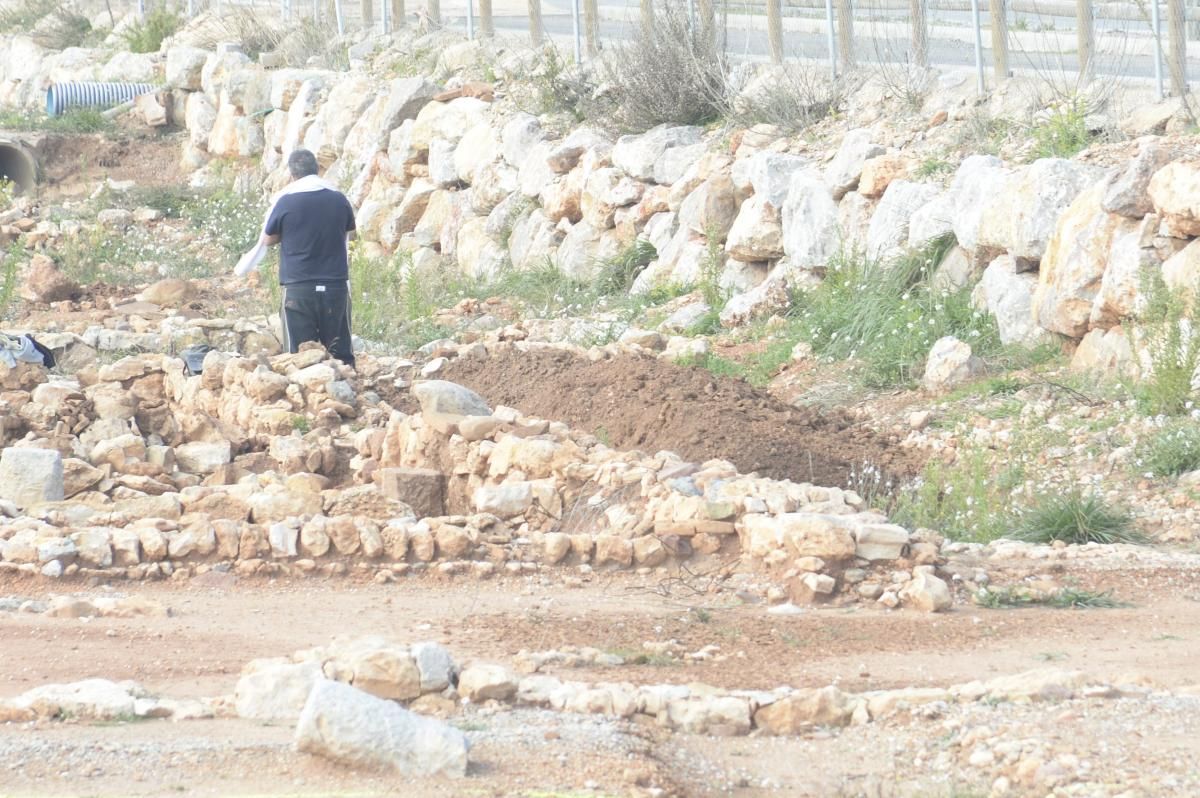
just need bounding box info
[439,349,924,489]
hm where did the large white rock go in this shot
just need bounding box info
[971,255,1048,346]
[781,169,840,270]
[411,642,456,693]
[907,191,955,249]
[458,663,518,702]
[165,46,208,91]
[733,151,809,207]
[235,659,323,722]
[611,125,703,183]
[824,128,884,200]
[1148,160,1200,237]
[737,513,858,561]
[4,679,146,721]
[0,448,64,509]
[411,380,491,417]
[501,113,543,169]
[724,194,783,262]
[473,483,534,517]
[174,441,233,474]
[865,180,940,262]
[1091,217,1159,328]
[922,336,983,393]
[977,158,1103,266]
[1033,184,1123,338]
[1102,139,1174,218]
[295,679,468,777]
[949,155,1010,253]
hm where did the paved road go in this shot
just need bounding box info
[488,10,1198,82]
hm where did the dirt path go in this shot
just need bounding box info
[2,564,1199,797]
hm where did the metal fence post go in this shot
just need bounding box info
[382,0,389,32]
[427,0,441,28]
[480,0,494,36]
[1168,0,1187,95]
[467,0,474,38]
[825,0,838,77]
[989,0,1008,79]
[186,0,195,18]
[137,0,146,19]
[529,0,542,45]
[969,0,985,94]
[362,0,375,28]
[1151,0,1165,98]
[393,0,406,27]
[767,0,783,62]
[835,0,854,69]
[335,0,345,33]
[1076,0,1094,84]
[571,0,582,62]
[584,0,599,55]
[911,0,927,67]
[698,0,715,42]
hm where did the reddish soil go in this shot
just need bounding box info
[439,349,925,489]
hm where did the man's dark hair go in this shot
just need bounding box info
[288,149,319,179]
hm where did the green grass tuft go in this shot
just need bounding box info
[1010,491,1143,546]
[1028,99,1094,160]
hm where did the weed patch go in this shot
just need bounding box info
[783,236,1002,388]
[122,6,181,54]
[0,108,114,135]
[974,586,1128,609]
[1028,98,1093,160]
[1134,421,1200,477]
[1010,491,1142,545]
[1132,267,1200,416]
[0,0,54,32]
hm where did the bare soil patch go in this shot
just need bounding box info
[439,349,925,488]
[36,131,186,197]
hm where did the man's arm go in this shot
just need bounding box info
[261,233,281,246]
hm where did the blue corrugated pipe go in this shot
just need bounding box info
[45,82,158,117]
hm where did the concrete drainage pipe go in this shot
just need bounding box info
[0,139,38,194]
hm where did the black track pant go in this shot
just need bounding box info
[281,282,355,367]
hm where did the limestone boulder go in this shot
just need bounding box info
[1148,160,1200,237]
[737,513,857,561]
[235,659,323,722]
[857,153,910,199]
[1033,184,1123,338]
[754,686,853,733]
[1163,238,1200,296]
[0,447,63,509]
[1092,217,1160,327]
[1103,139,1175,218]
[781,169,840,270]
[732,151,808,206]
[295,679,468,777]
[165,46,207,90]
[824,129,884,199]
[949,155,1010,254]
[971,255,1049,346]
[865,180,940,262]
[724,195,783,262]
[612,125,703,183]
[922,336,983,393]
[20,254,79,303]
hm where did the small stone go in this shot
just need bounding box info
[458,663,517,702]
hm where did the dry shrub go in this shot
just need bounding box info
[725,63,848,134]
[597,1,727,132]
[31,4,103,50]
[190,6,346,67]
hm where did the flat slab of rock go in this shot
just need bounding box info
[295,679,469,777]
[0,448,64,509]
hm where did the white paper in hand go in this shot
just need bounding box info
[234,242,266,277]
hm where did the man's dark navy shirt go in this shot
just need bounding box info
[264,188,357,285]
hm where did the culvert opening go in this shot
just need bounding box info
[0,142,37,194]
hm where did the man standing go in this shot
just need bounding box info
[256,149,358,367]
